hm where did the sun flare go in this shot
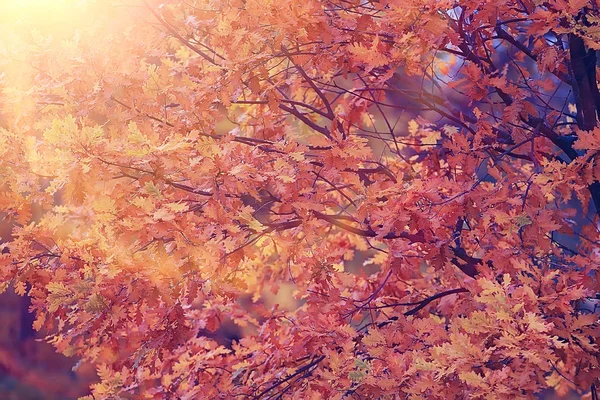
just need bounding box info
[0,0,94,35]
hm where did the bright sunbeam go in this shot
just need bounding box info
[0,0,92,35]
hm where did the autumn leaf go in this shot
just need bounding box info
[0,0,598,399]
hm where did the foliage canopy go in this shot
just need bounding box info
[1,0,600,398]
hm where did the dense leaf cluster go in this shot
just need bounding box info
[1,0,600,398]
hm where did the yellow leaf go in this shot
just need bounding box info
[33,312,46,331]
[166,202,189,213]
[14,281,27,296]
[92,196,115,214]
[289,152,305,162]
[408,119,419,135]
[421,130,441,145]
[514,213,532,228]
[85,294,109,313]
[153,207,175,221]
[524,312,552,332]
[47,282,72,312]
[145,181,162,198]
[458,371,486,388]
[363,329,386,347]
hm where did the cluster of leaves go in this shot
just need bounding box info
[1,0,600,398]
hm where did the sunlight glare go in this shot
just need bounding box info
[0,0,92,35]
